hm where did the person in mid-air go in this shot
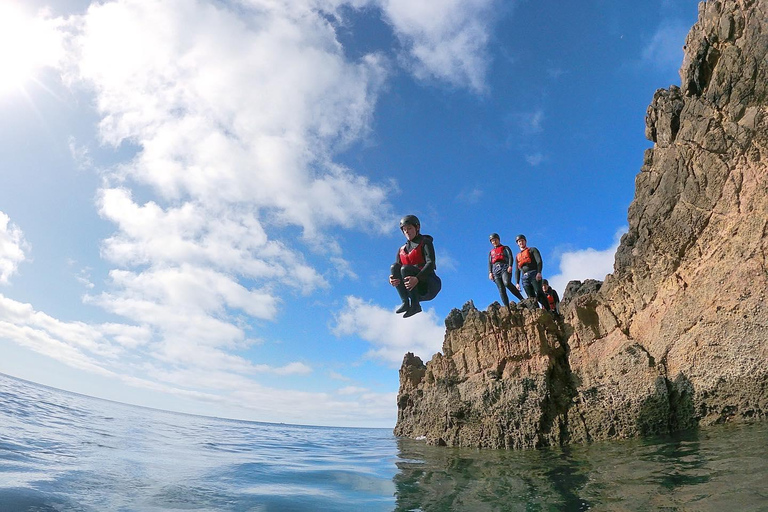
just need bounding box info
[488,233,524,309]
[541,279,560,317]
[389,215,441,318]
[514,234,550,310]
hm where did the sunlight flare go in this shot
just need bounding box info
[0,3,62,95]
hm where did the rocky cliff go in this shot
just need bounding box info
[394,0,768,449]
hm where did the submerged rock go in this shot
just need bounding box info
[395,0,768,449]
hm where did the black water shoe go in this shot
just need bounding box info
[403,305,422,318]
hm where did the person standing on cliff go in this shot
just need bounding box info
[514,234,550,310]
[390,215,441,318]
[541,279,560,317]
[488,233,524,309]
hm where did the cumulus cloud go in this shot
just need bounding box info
[0,212,29,284]
[0,0,500,426]
[53,0,398,381]
[375,0,497,92]
[332,295,445,364]
[547,227,626,294]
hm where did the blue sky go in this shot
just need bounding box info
[0,0,697,427]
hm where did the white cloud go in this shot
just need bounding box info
[437,249,459,273]
[49,0,398,382]
[329,370,352,381]
[0,294,399,425]
[526,152,545,166]
[641,19,688,71]
[0,0,499,427]
[0,212,29,284]
[457,186,483,205]
[547,227,626,295]
[332,295,445,364]
[376,0,497,92]
[337,385,369,395]
[271,361,313,376]
[516,108,544,134]
[0,293,149,372]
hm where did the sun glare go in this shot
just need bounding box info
[0,3,61,96]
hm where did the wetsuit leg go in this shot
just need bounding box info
[399,265,423,317]
[532,278,550,311]
[495,277,510,307]
[521,270,537,301]
[421,273,443,301]
[501,269,524,301]
[391,263,410,311]
[420,274,441,302]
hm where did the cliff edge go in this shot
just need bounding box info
[394,0,768,449]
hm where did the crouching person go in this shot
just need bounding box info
[390,215,441,318]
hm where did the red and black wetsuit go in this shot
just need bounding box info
[488,245,523,305]
[393,234,436,283]
[514,246,549,310]
[391,234,440,303]
[544,287,560,313]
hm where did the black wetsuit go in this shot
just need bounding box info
[544,287,560,315]
[514,246,550,310]
[390,234,441,306]
[488,245,524,307]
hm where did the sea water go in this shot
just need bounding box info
[1,373,767,511]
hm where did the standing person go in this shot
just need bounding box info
[514,234,550,310]
[488,233,524,309]
[389,215,441,318]
[541,279,560,317]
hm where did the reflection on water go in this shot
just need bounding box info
[393,423,768,511]
[1,374,767,511]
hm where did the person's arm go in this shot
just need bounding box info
[532,247,543,273]
[514,259,520,284]
[389,247,402,286]
[503,246,514,273]
[488,251,493,274]
[416,239,436,282]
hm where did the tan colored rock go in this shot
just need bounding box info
[395,0,768,449]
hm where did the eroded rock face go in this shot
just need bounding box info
[395,0,768,449]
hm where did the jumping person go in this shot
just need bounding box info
[389,215,441,318]
[514,234,550,310]
[541,279,560,317]
[488,233,524,308]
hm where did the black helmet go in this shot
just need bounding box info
[515,234,526,241]
[489,233,500,240]
[400,215,420,230]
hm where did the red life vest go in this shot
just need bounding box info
[517,248,533,269]
[399,239,426,267]
[490,246,507,264]
[546,292,556,310]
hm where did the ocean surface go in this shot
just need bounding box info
[1,373,767,512]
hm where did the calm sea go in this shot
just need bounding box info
[1,373,767,511]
